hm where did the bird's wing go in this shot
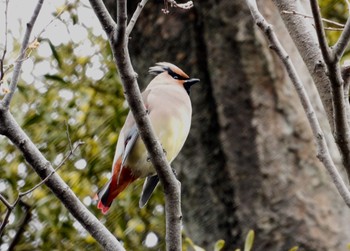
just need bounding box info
[139,174,159,208]
[122,124,138,166]
[113,89,152,170]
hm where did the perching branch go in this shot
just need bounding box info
[245,0,350,208]
[89,0,188,250]
[310,0,350,180]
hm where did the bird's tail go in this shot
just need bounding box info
[96,158,137,214]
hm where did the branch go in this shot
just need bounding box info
[126,0,149,37]
[0,109,125,251]
[8,202,32,251]
[310,0,350,180]
[88,0,115,36]
[334,12,350,61]
[1,0,44,108]
[273,1,334,133]
[246,0,350,207]
[310,0,332,63]
[0,194,13,236]
[281,10,345,28]
[89,0,182,250]
[0,137,80,237]
[0,0,9,82]
[19,140,84,198]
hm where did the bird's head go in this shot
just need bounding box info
[149,62,200,94]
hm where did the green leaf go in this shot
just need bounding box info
[44,74,67,84]
[288,246,299,251]
[214,239,225,251]
[22,112,42,127]
[244,230,255,251]
[46,39,62,68]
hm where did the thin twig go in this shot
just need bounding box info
[282,10,345,28]
[19,141,84,198]
[0,0,9,82]
[0,140,83,237]
[0,193,12,208]
[126,0,149,37]
[334,14,350,60]
[2,0,44,108]
[310,0,332,63]
[35,5,68,40]
[246,0,350,207]
[0,197,18,237]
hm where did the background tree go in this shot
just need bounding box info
[1,0,350,250]
[120,0,350,250]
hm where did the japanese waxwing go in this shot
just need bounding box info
[96,62,200,213]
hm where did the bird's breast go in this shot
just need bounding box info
[125,91,192,178]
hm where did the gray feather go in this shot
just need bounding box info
[139,175,159,208]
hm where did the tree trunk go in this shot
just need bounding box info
[105,0,350,250]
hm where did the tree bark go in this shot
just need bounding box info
[106,0,350,250]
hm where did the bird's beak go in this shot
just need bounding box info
[184,78,200,86]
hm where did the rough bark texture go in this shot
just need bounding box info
[104,0,350,250]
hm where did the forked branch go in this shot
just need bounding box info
[246,0,350,207]
[310,0,350,180]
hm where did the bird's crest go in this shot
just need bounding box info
[149,62,189,80]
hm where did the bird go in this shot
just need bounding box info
[96,62,199,214]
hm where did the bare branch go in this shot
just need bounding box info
[2,0,44,108]
[0,193,12,209]
[0,196,18,237]
[310,0,350,179]
[0,138,83,238]
[8,202,32,251]
[334,14,350,61]
[246,0,350,207]
[162,0,193,14]
[19,141,84,198]
[88,0,115,36]
[282,10,345,28]
[126,0,149,37]
[0,0,9,82]
[310,0,333,63]
[89,0,182,249]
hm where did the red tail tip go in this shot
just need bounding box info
[97,200,110,214]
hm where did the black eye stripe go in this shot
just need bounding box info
[166,67,189,80]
